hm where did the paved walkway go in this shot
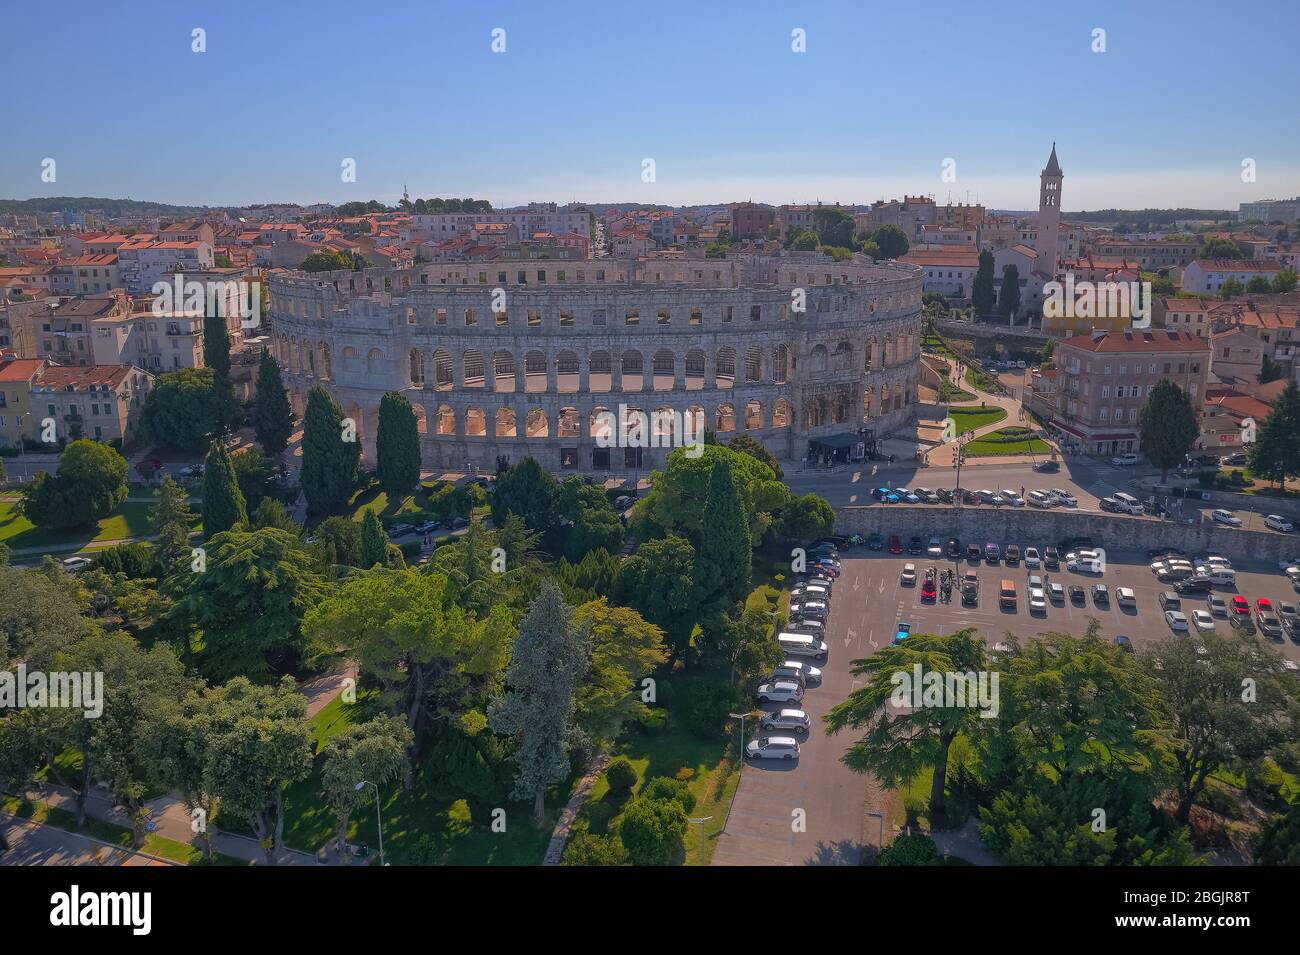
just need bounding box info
[0,812,177,867]
[543,753,610,865]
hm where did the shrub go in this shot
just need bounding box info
[604,756,638,796]
[879,833,943,866]
[560,831,628,866]
[640,776,697,814]
[615,797,687,866]
[683,681,742,740]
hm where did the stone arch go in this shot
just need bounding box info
[745,398,763,430]
[773,397,791,428]
[413,404,428,435]
[492,351,516,392]
[524,350,547,393]
[745,345,763,383]
[804,396,828,428]
[651,406,677,442]
[495,407,517,437]
[832,340,853,372]
[866,336,877,371]
[557,406,580,438]
[807,344,828,374]
[465,407,487,436]
[345,401,365,443]
[685,404,705,440]
[863,388,873,420]
[684,349,706,390]
[341,346,359,376]
[525,408,549,438]
[461,350,485,388]
[832,390,850,424]
[366,347,384,377]
[621,405,646,446]
[589,405,614,441]
[716,401,736,432]
[652,348,675,391]
[621,349,644,392]
[435,404,455,435]
[715,346,736,388]
[433,348,454,389]
[588,350,612,393]
[556,350,580,393]
[409,348,425,387]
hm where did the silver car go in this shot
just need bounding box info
[755,680,803,704]
[745,737,800,761]
[759,709,811,734]
[772,661,822,686]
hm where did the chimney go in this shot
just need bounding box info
[1091,327,1106,341]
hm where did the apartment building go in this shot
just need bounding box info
[0,351,47,448]
[855,197,934,243]
[899,247,979,300]
[1051,329,1210,456]
[1182,258,1283,294]
[116,237,216,292]
[29,363,153,445]
[409,206,591,245]
[730,202,774,240]
[1085,238,1199,270]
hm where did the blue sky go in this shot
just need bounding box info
[4,0,1298,210]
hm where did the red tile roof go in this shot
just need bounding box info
[1059,329,1210,354]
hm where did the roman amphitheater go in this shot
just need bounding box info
[267,254,923,474]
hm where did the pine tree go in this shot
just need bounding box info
[201,441,247,539]
[359,509,387,568]
[1139,380,1199,480]
[692,457,751,615]
[375,391,421,497]
[999,264,1022,323]
[151,474,196,566]
[488,579,591,823]
[972,250,996,317]
[253,349,293,457]
[300,387,359,515]
[1249,380,1300,491]
[203,311,237,429]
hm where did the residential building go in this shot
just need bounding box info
[29,363,153,445]
[1181,258,1283,294]
[0,350,47,448]
[730,203,774,241]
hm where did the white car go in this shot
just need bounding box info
[1116,587,1137,608]
[1191,609,1216,632]
[755,681,803,705]
[1207,593,1228,615]
[927,537,944,558]
[60,556,93,573]
[1111,453,1140,466]
[1211,509,1242,526]
[1067,549,1102,563]
[1165,610,1189,632]
[1265,514,1294,532]
[1028,586,1047,612]
[745,737,800,761]
[1050,489,1078,507]
[1068,558,1104,574]
[773,661,822,685]
[1024,547,1041,568]
[759,709,811,734]
[1195,554,1232,569]
[999,489,1026,507]
[900,563,917,585]
[1048,582,1066,602]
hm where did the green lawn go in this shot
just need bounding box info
[964,427,1051,458]
[946,406,1007,435]
[0,499,192,552]
[577,668,741,865]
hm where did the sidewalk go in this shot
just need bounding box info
[0,811,177,867]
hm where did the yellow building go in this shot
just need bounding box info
[0,351,48,449]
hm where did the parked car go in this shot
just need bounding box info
[1230,595,1251,616]
[387,523,414,539]
[893,622,912,645]
[1265,514,1294,532]
[1191,609,1216,632]
[967,543,982,561]
[1069,585,1086,605]
[985,542,1001,564]
[946,537,962,558]
[1258,611,1285,640]
[1116,587,1136,608]
[907,536,924,555]
[1099,496,1121,513]
[935,487,955,504]
[1028,584,1047,613]
[1043,546,1061,570]
[1005,544,1021,566]
[1024,547,1040,568]
[755,681,803,705]
[866,533,884,551]
[1050,489,1078,507]
[1114,635,1134,653]
[1211,509,1242,526]
[1048,582,1066,603]
[914,487,937,504]
[900,563,917,585]
[759,709,811,734]
[873,487,900,503]
[1111,453,1140,466]
[1164,610,1189,632]
[1000,490,1026,507]
[1230,612,1257,635]
[745,737,800,761]
[60,556,93,573]
[1277,602,1300,637]
[1207,594,1228,616]
[1092,584,1109,605]
[927,537,944,558]
[921,573,937,601]
[1175,576,1215,594]
[962,573,979,606]
[772,661,822,686]
[1033,460,1060,473]
[889,534,903,554]
[1159,592,1183,611]
[1068,557,1104,574]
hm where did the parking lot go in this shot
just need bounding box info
[713,537,1300,866]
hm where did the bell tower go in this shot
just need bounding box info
[1036,143,1063,276]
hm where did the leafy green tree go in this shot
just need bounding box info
[0,564,87,668]
[320,715,413,856]
[151,474,195,568]
[251,497,299,533]
[560,831,628,866]
[773,493,835,546]
[1248,380,1300,491]
[615,794,686,865]
[999,264,1022,321]
[790,230,819,251]
[635,444,786,546]
[1255,803,1300,865]
[1138,380,1199,479]
[878,833,944,866]
[253,349,293,457]
[728,434,783,480]
[489,579,591,822]
[826,629,991,816]
[572,599,668,742]
[553,477,623,561]
[705,604,781,686]
[169,527,327,681]
[1272,268,1298,293]
[1144,629,1298,824]
[615,535,697,660]
[1247,275,1274,293]
[139,367,223,451]
[1218,276,1244,299]
[812,208,856,249]
[375,391,421,497]
[971,250,996,316]
[201,441,247,539]
[18,439,128,529]
[692,457,751,616]
[1258,354,1285,384]
[359,508,387,568]
[870,224,910,259]
[300,248,365,272]
[300,386,359,515]
[196,677,314,865]
[491,456,560,537]
[1200,237,1243,259]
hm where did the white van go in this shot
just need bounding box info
[1027,489,1052,508]
[777,632,829,661]
[1112,492,1144,515]
[1199,566,1236,586]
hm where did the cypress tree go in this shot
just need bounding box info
[201,440,247,539]
[972,249,996,317]
[692,457,751,614]
[375,391,421,497]
[203,311,237,429]
[300,386,360,515]
[253,349,293,456]
[359,509,387,568]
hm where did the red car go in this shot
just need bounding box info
[1231,595,1250,615]
[888,534,903,554]
[921,575,937,601]
[1256,597,1273,613]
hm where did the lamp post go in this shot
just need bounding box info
[687,816,713,866]
[867,810,885,849]
[728,711,751,762]
[355,780,385,866]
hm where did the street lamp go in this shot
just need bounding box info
[687,815,713,866]
[355,780,385,866]
[728,711,752,762]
